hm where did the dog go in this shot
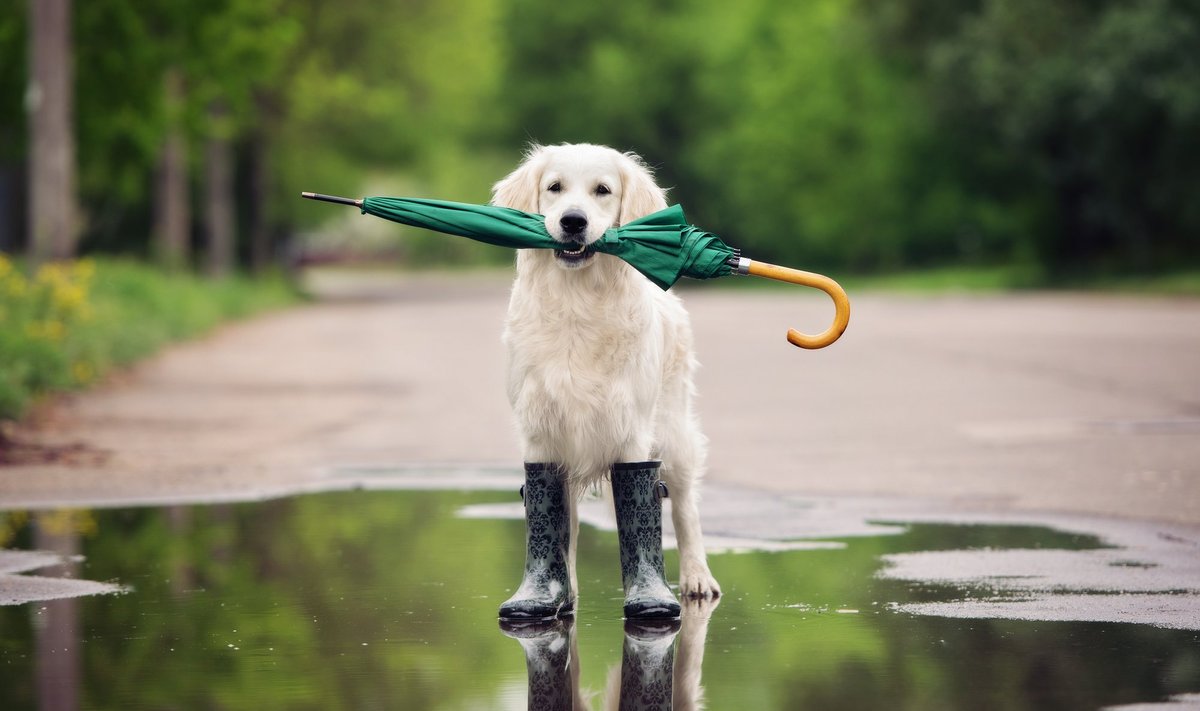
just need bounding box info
[491,143,720,601]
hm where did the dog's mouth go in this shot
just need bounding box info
[554,243,595,265]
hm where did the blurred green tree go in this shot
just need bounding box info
[867,0,1200,275]
[3,0,1197,277]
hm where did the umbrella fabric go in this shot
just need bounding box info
[361,196,560,251]
[593,205,735,289]
[360,197,736,290]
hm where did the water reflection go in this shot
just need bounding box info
[501,599,717,710]
[32,515,80,711]
[0,489,1197,711]
[501,619,581,710]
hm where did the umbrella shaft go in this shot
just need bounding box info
[301,192,363,208]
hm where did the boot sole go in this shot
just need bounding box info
[498,601,575,621]
[623,601,681,620]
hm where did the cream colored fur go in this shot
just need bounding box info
[492,143,720,599]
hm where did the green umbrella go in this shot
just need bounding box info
[302,192,849,349]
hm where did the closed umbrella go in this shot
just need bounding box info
[302,192,849,349]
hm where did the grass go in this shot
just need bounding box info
[1074,269,1200,296]
[697,263,1200,295]
[0,255,301,422]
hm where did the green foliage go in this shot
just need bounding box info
[0,5,24,164]
[0,256,298,421]
[878,0,1200,274]
[685,0,937,270]
[3,0,1198,276]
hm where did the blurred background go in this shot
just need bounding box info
[3,0,1200,422]
[3,0,1199,278]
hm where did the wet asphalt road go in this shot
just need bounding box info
[0,269,1198,526]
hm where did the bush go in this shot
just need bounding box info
[0,255,298,421]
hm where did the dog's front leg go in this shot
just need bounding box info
[565,483,581,609]
[665,478,721,599]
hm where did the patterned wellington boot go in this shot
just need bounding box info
[611,461,682,619]
[499,618,577,710]
[618,619,681,711]
[499,463,574,620]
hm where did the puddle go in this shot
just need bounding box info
[1,479,1199,710]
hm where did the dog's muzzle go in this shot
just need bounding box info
[559,209,588,236]
[554,210,595,265]
[554,240,593,264]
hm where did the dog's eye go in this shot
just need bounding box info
[595,184,611,196]
[547,182,561,193]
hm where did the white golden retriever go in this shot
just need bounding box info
[492,143,720,599]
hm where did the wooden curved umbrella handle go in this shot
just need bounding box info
[745,260,851,349]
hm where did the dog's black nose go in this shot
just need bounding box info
[559,210,588,236]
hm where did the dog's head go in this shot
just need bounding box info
[491,143,668,271]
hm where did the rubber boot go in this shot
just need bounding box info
[499,463,574,620]
[612,461,681,619]
[619,619,681,711]
[499,618,577,711]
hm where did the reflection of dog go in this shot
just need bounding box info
[500,597,719,710]
[493,143,720,601]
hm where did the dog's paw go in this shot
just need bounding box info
[678,560,721,599]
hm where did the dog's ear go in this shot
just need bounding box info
[491,146,544,213]
[619,152,669,225]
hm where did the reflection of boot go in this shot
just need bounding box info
[619,619,681,711]
[500,464,574,620]
[500,618,576,711]
[612,462,681,619]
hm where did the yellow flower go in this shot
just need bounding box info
[35,262,67,285]
[72,361,94,384]
[52,282,87,313]
[72,258,96,282]
[25,320,65,341]
[36,509,98,537]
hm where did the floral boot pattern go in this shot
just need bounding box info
[499,463,574,620]
[618,619,680,711]
[612,461,681,619]
[500,618,576,710]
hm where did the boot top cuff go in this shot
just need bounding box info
[611,460,663,472]
[523,462,565,474]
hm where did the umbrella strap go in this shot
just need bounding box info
[728,256,751,275]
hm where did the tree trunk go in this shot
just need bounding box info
[204,101,235,278]
[247,128,272,273]
[34,516,81,711]
[26,0,77,263]
[154,69,189,270]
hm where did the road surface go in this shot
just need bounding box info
[2,270,1198,525]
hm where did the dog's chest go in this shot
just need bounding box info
[506,300,660,430]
